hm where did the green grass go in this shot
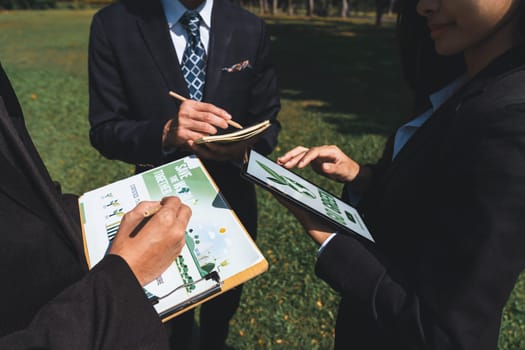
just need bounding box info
[0,10,524,350]
[0,9,135,192]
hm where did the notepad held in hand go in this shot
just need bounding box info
[195,120,271,144]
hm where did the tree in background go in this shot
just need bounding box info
[340,0,348,17]
[0,0,56,8]
[374,0,390,25]
[0,0,398,24]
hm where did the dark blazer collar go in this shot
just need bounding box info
[458,45,525,102]
[0,99,42,211]
[0,63,23,119]
[0,96,86,263]
[134,0,189,97]
[377,45,525,187]
[203,0,234,100]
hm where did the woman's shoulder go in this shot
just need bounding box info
[466,48,525,106]
[486,68,525,106]
[458,68,525,119]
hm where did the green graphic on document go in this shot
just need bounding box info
[142,159,215,204]
[256,161,316,199]
[141,159,232,283]
[185,226,230,279]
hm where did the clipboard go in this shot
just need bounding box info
[240,148,374,243]
[79,155,268,322]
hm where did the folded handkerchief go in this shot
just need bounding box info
[222,60,252,72]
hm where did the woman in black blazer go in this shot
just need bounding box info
[277,0,525,349]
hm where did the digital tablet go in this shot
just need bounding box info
[241,148,374,242]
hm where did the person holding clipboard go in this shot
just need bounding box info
[0,60,192,347]
[274,0,525,349]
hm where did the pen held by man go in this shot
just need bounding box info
[129,204,162,238]
[169,90,243,129]
[108,198,191,286]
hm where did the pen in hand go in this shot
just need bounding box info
[168,90,243,129]
[129,205,162,237]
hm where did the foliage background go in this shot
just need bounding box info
[0,9,524,349]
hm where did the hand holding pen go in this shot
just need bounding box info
[162,91,242,149]
[109,197,191,286]
[169,91,243,129]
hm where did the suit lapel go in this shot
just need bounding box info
[136,0,189,97]
[375,79,472,192]
[0,109,48,217]
[375,47,524,189]
[203,0,233,100]
[0,96,85,263]
[392,101,455,166]
[358,94,462,217]
[392,45,525,170]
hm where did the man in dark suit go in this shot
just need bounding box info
[88,0,280,349]
[0,62,190,349]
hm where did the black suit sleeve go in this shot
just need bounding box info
[0,255,169,350]
[341,133,394,203]
[88,14,166,166]
[316,103,525,348]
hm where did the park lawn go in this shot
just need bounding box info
[0,9,524,350]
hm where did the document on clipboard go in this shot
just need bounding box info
[79,155,268,322]
[241,148,374,243]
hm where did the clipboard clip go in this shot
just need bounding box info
[148,271,222,305]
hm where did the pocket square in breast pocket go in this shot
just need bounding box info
[221,60,252,72]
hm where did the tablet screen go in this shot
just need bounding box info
[242,148,374,242]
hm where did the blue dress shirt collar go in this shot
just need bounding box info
[161,0,213,29]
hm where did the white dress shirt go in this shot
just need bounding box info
[161,0,213,63]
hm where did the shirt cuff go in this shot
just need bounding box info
[317,232,338,257]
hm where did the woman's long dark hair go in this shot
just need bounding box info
[396,0,525,114]
[396,0,465,113]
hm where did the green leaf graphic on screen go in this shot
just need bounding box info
[345,211,356,223]
[256,161,316,199]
